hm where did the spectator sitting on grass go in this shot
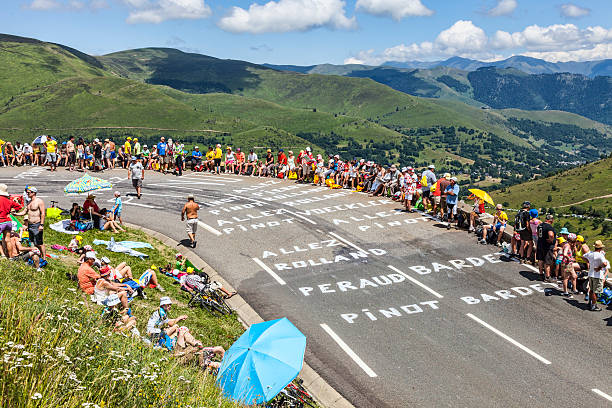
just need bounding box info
[101,293,138,334]
[68,235,83,252]
[102,209,125,233]
[93,266,134,309]
[78,251,100,295]
[100,257,165,292]
[6,231,41,271]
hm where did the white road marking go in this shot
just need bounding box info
[252,257,286,285]
[320,323,377,378]
[281,209,316,225]
[523,264,540,273]
[147,182,225,188]
[197,221,222,236]
[387,265,444,299]
[226,193,317,225]
[327,232,366,253]
[592,389,612,402]
[465,313,551,365]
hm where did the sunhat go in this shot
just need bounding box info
[160,296,172,306]
[559,227,570,235]
[0,184,9,197]
[594,240,605,249]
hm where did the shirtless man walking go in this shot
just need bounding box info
[181,194,199,248]
[21,186,46,260]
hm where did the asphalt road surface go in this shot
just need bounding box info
[3,167,611,407]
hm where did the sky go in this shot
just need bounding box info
[3,0,612,65]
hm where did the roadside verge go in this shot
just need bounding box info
[126,222,354,408]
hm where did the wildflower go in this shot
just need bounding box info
[68,288,77,292]
[31,393,42,400]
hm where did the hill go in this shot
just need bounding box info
[267,62,612,125]
[2,34,612,186]
[383,55,612,77]
[492,155,612,247]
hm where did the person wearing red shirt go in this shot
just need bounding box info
[0,184,21,258]
[83,194,103,228]
[78,253,100,295]
[277,149,288,177]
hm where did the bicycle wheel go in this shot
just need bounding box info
[287,383,316,407]
[211,289,233,314]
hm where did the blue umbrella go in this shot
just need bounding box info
[217,317,306,405]
[32,135,56,145]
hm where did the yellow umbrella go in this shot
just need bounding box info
[468,188,495,206]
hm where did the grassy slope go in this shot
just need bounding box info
[0,218,243,407]
[0,41,107,105]
[492,156,612,246]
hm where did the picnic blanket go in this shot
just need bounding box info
[49,219,79,235]
[94,237,149,259]
[92,239,153,249]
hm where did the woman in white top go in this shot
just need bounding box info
[94,268,133,309]
[225,147,236,174]
[287,151,296,171]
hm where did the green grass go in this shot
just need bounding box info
[492,156,612,247]
[0,216,244,408]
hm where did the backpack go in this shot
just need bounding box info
[456,212,466,229]
[515,210,529,232]
[420,175,428,187]
[486,228,498,244]
[599,287,612,305]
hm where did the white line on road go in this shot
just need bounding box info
[320,323,377,378]
[523,264,540,273]
[465,313,551,365]
[252,257,286,285]
[197,221,222,236]
[387,265,444,299]
[327,232,366,253]
[226,194,317,225]
[592,389,612,402]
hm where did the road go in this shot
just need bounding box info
[3,167,611,407]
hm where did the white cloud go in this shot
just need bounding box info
[560,3,590,18]
[26,0,108,10]
[486,0,517,16]
[26,0,61,9]
[346,20,612,64]
[126,0,212,24]
[355,0,433,21]
[218,0,356,34]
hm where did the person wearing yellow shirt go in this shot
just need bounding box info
[45,138,58,171]
[213,143,222,174]
[132,138,141,156]
[480,203,508,246]
[205,146,214,171]
[124,138,132,156]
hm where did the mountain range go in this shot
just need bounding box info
[1,33,611,190]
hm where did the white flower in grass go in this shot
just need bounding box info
[67,288,76,292]
[31,393,42,400]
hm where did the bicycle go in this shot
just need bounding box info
[267,379,316,408]
[182,285,232,316]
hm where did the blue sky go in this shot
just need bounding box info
[3,0,612,65]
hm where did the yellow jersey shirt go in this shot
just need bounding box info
[206,151,214,160]
[497,211,508,224]
[214,148,222,159]
[124,142,131,155]
[46,140,57,153]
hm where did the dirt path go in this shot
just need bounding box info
[0,126,225,133]
[558,194,612,208]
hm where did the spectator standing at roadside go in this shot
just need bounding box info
[444,177,459,230]
[157,137,168,174]
[93,139,103,172]
[583,240,609,311]
[181,194,199,248]
[528,209,541,261]
[22,186,46,260]
[437,173,451,220]
[45,137,58,171]
[515,201,532,261]
[111,191,123,225]
[174,141,184,176]
[214,144,223,174]
[132,138,141,157]
[66,136,76,171]
[127,156,144,199]
[421,165,437,213]
[560,234,578,299]
[537,214,556,282]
